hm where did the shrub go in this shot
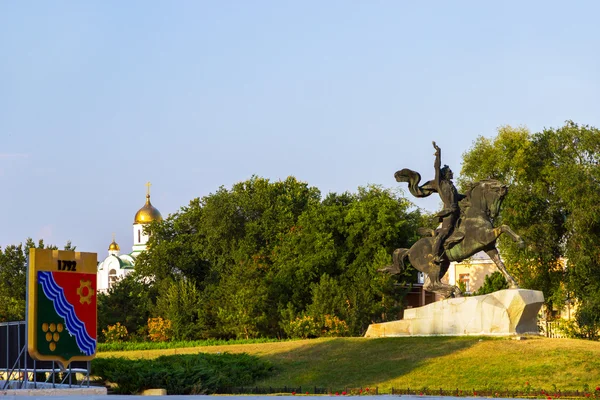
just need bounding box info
[574,295,600,340]
[92,353,272,394]
[285,315,320,339]
[556,311,600,340]
[147,317,172,342]
[283,313,349,338]
[473,271,508,296]
[102,322,128,343]
[322,314,350,337]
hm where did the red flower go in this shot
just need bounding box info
[342,392,347,396]
[365,388,369,392]
[547,397,552,400]
[419,393,423,396]
[473,392,478,396]
[335,392,339,396]
[359,389,363,393]
[292,392,296,396]
[306,392,309,395]
[596,387,600,391]
[526,382,529,385]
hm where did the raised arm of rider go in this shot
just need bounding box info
[433,142,441,187]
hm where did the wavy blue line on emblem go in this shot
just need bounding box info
[38,271,96,355]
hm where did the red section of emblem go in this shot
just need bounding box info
[51,272,97,339]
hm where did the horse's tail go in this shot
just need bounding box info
[378,248,410,275]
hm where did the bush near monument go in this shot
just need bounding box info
[284,314,350,339]
[102,322,128,343]
[92,352,272,395]
[473,271,509,296]
[147,317,172,342]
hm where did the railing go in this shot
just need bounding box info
[537,320,565,338]
[0,321,91,390]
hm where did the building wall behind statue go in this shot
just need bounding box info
[442,252,497,294]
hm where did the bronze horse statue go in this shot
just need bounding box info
[380,179,523,298]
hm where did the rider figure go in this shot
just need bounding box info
[431,141,464,264]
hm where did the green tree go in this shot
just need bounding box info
[214,261,269,339]
[97,273,155,341]
[0,239,72,322]
[473,271,508,296]
[155,278,203,340]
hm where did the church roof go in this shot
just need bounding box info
[118,256,135,270]
[134,185,162,224]
[108,235,120,251]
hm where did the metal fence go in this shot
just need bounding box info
[0,320,91,390]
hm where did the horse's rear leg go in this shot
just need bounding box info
[485,247,519,288]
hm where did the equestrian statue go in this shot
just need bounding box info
[380,141,523,298]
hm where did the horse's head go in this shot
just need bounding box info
[465,179,508,219]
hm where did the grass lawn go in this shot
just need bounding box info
[98,336,600,392]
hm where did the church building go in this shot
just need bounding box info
[97,184,163,292]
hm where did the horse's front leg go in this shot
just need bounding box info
[495,225,525,248]
[485,247,519,289]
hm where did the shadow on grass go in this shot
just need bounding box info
[254,336,483,390]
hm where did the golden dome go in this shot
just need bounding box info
[134,194,163,224]
[108,240,120,251]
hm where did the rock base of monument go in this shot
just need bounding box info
[364,289,544,337]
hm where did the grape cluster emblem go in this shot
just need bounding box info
[42,322,64,352]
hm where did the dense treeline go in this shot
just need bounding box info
[99,177,426,341]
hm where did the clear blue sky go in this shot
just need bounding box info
[2,1,599,256]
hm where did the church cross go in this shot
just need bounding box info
[146,181,151,197]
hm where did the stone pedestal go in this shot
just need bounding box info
[364,289,544,337]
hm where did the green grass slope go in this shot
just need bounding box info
[98,336,600,392]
